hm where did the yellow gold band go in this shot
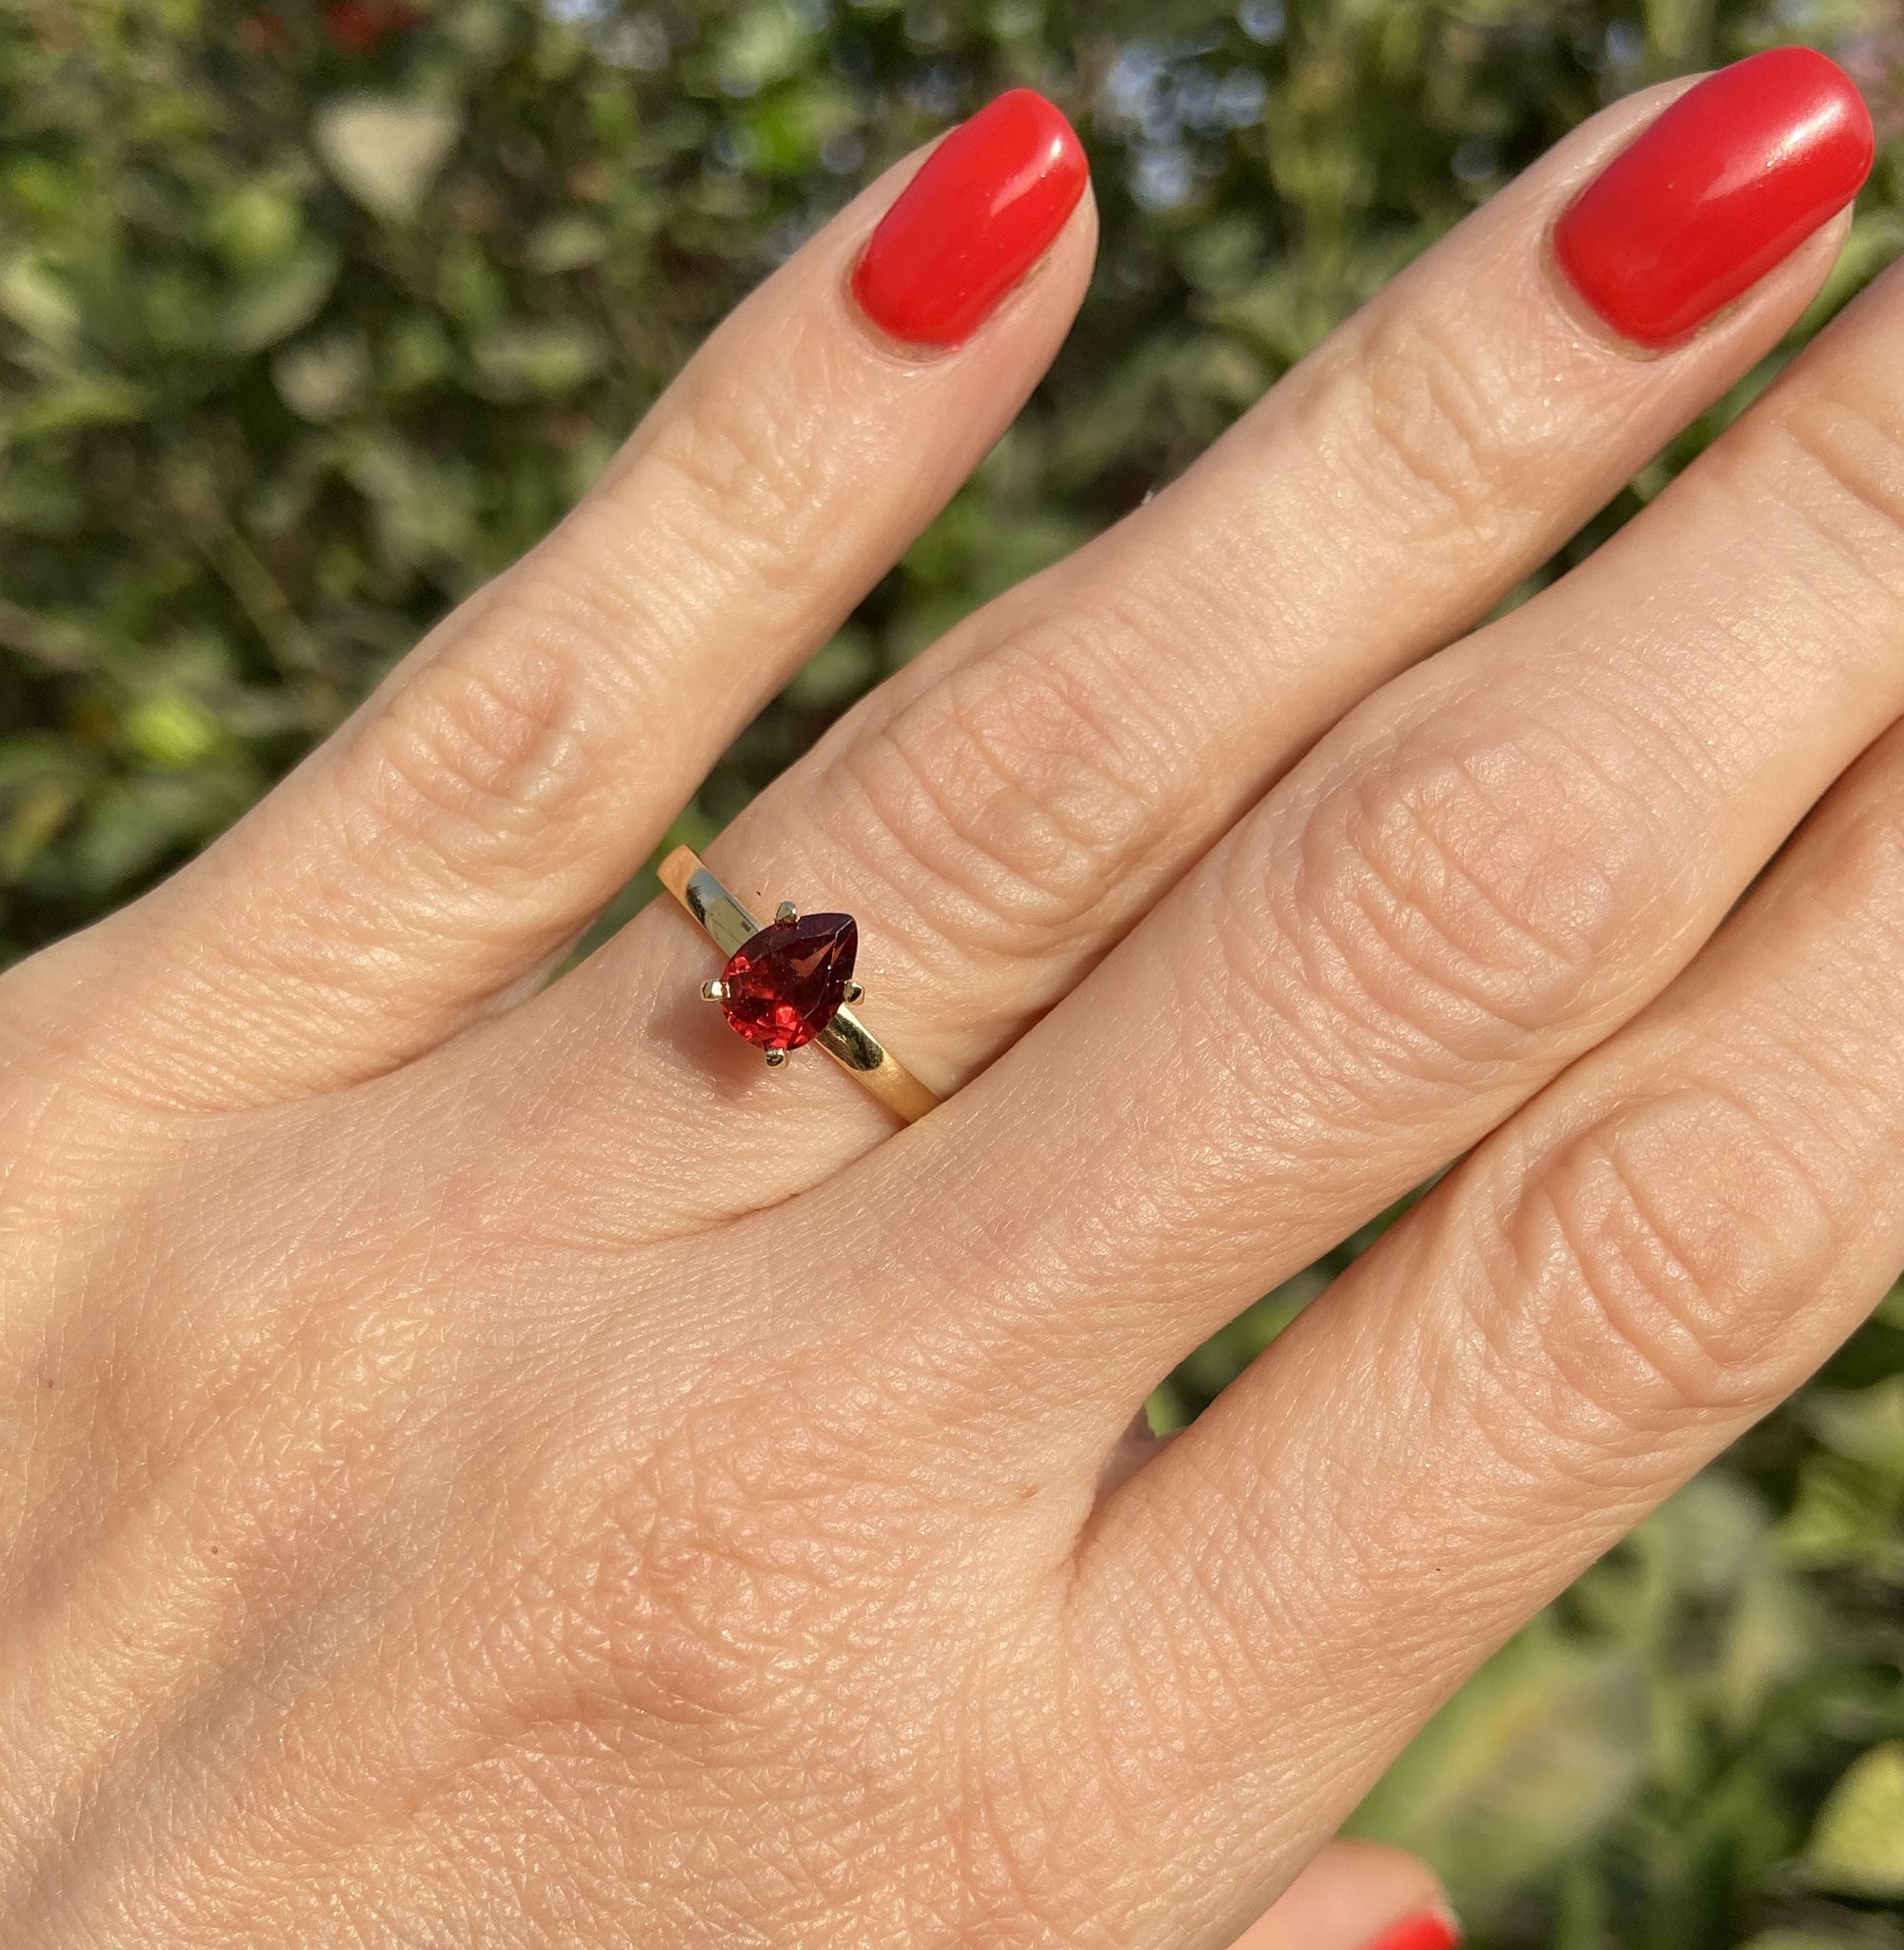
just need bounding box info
[658,846,939,1125]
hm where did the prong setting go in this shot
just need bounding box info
[844,980,864,1003]
[658,846,939,1122]
[693,885,854,1072]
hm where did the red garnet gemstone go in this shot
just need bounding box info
[719,914,857,1052]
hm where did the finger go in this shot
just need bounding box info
[835,157,1904,1442]
[1063,704,1904,1950]
[529,50,1868,1228]
[13,93,1093,1109]
[1230,1842,1455,1950]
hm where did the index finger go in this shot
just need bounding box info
[12,93,1094,1111]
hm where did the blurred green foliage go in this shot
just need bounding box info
[4,0,1904,1943]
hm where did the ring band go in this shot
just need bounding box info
[658,846,940,1125]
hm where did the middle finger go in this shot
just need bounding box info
[513,51,1868,1231]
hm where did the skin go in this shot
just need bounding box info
[6,70,1904,1949]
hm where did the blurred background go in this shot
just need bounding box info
[3,0,1904,1942]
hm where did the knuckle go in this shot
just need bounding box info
[1245,710,1672,1083]
[516,1462,793,1731]
[1730,384,1904,621]
[339,637,596,890]
[516,1395,922,1735]
[494,371,840,701]
[624,360,834,600]
[1498,1087,1844,1430]
[823,616,1195,954]
[1339,298,1523,546]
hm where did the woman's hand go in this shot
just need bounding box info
[3,55,1895,1949]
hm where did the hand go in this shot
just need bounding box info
[4,56,1895,1950]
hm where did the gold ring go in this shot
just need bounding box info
[658,846,939,1125]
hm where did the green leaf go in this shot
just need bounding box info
[1803,1379,1904,1472]
[1348,1628,1645,1903]
[125,694,222,770]
[524,213,608,274]
[1778,1449,1904,1573]
[0,255,80,348]
[206,183,303,272]
[378,311,454,393]
[470,320,605,398]
[273,331,371,421]
[9,374,154,444]
[1808,1743,1904,1898]
[341,431,482,573]
[782,627,878,708]
[312,96,464,223]
[223,240,342,353]
[1,779,77,880]
[716,0,816,95]
[68,774,248,899]
[1715,1564,1822,1737]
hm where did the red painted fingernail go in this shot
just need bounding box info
[1361,1907,1462,1950]
[850,89,1088,348]
[1554,46,1873,348]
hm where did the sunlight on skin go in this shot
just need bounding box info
[4,51,1900,1950]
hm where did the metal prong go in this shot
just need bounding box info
[775,900,799,925]
[764,1046,788,1068]
[700,978,726,1002]
[843,980,864,1003]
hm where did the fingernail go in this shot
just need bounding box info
[1360,1906,1462,1950]
[850,89,1088,348]
[1554,46,1873,348]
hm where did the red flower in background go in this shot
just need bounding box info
[322,0,423,53]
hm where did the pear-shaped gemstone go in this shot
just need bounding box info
[718,914,858,1052]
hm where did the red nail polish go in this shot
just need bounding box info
[1360,1909,1461,1950]
[850,89,1088,348]
[1554,46,1873,348]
